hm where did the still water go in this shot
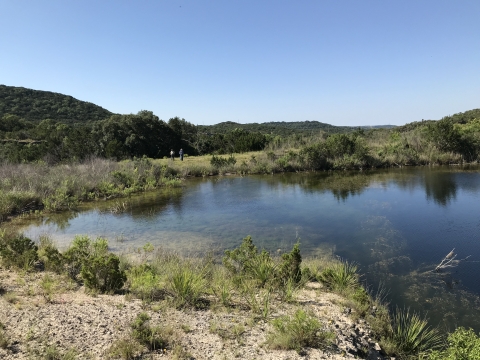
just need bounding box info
[22,166,480,331]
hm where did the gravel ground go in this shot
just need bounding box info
[0,269,391,359]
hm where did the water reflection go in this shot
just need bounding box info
[16,165,480,331]
[424,171,457,206]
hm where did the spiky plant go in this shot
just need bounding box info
[385,308,443,358]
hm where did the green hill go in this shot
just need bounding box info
[198,121,395,137]
[0,85,114,123]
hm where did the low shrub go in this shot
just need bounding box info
[0,231,38,270]
[427,327,480,360]
[210,154,237,168]
[267,309,334,352]
[0,322,9,349]
[126,264,161,302]
[81,252,126,293]
[131,312,169,351]
[63,236,126,293]
[108,337,143,360]
[317,260,359,293]
[37,235,64,273]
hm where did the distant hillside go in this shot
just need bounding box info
[0,85,114,123]
[198,120,395,136]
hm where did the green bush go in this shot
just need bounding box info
[210,154,236,168]
[126,264,160,301]
[0,231,38,270]
[427,327,480,360]
[278,242,302,284]
[267,309,334,352]
[37,235,64,273]
[81,252,126,293]
[223,236,303,290]
[63,236,126,293]
[63,235,94,279]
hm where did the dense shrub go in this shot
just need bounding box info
[223,236,303,289]
[0,232,38,269]
[63,235,126,293]
[210,154,237,168]
[37,235,64,273]
[427,327,480,360]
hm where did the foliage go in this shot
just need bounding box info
[382,308,443,358]
[210,154,237,168]
[37,235,64,273]
[63,236,126,293]
[131,312,168,351]
[0,322,9,349]
[108,338,143,360]
[317,260,359,293]
[267,309,334,352]
[278,242,302,284]
[0,231,38,270]
[81,252,126,293]
[168,264,207,308]
[0,85,113,123]
[426,327,480,360]
[126,264,161,302]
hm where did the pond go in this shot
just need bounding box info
[19,165,480,331]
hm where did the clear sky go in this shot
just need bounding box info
[1,1,479,126]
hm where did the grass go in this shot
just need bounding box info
[267,308,334,352]
[317,259,359,293]
[108,338,143,360]
[0,322,9,349]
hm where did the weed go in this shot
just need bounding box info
[168,264,207,308]
[38,235,64,273]
[126,264,160,301]
[267,308,334,352]
[210,320,245,341]
[40,274,58,302]
[44,344,77,360]
[131,312,169,351]
[0,232,38,270]
[108,337,143,360]
[426,327,480,360]
[317,259,359,293]
[0,322,9,349]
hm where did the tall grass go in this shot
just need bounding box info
[0,157,183,220]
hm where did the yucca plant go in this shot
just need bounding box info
[169,265,206,307]
[317,260,359,293]
[383,307,443,359]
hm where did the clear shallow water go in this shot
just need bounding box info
[20,166,480,331]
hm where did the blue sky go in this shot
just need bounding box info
[1,1,479,126]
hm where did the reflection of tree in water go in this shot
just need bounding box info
[424,171,457,206]
[128,188,184,219]
[22,211,80,231]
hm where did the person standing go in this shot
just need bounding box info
[179,148,184,161]
[170,149,175,160]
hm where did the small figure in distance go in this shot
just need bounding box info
[179,148,184,161]
[170,149,175,160]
